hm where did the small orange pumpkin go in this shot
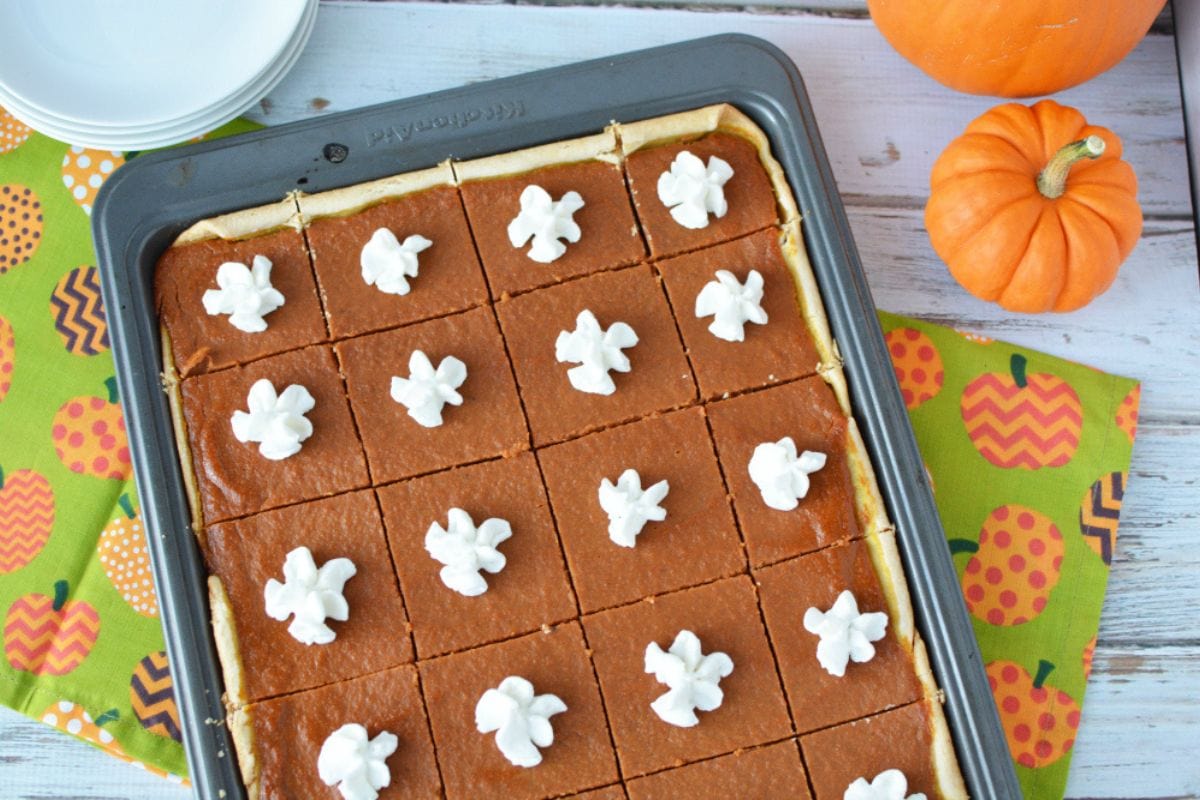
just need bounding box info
[925,100,1142,313]
[867,0,1164,98]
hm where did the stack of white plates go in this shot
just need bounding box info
[0,0,317,150]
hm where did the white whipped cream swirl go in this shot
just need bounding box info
[425,508,512,597]
[390,350,467,428]
[201,254,285,333]
[230,378,315,461]
[748,436,827,511]
[695,268,768,342]
[844,769,927,800]
[317,723,398,800]
[475,675,567,768]
[804,589,888,677]
[360,228,433,295]
[598,469,669,548]
[657,151,734,230]
[507,184,585,263]
[555,309,638,395]
[263,546,357,646]
[644,629,733,727]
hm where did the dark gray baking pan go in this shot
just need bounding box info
[92,34,1019,800]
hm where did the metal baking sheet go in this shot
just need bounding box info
[92,34,1019,800]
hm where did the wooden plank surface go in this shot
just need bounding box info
[1,2,1196,798]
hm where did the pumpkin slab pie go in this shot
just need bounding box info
[154,102,967,800]
[625,740,812,800]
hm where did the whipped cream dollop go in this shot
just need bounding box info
[390,350,467,428]
[748,436,827,511]
[507,184,585,263]
[231,378,315,461]
[263,546,357,646]
[644,630,733,727]
[201,254,285,333]
[317,723,398,800]
[657,151,734,230]
[360,228,433,296]
[598,469,669,548]
[425,508,512,597]
[804,589,888,677]
[555,309,638,395]
[844,769,927,800]
[475,675,567,768]
[695,269,768,342]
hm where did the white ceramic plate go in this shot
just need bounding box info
[0,0,308,127]
[0,0,316,150]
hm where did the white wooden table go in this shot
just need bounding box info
[2,2,1197,798]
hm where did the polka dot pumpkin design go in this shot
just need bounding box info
[885,327,944,410]
[97,495,157,617]
[987,660,1081,769]
[0,314,13,403]
[61,146,124,216]
[0,184,43,273]
[1115,384,1140,445]
[951,504,1064,626]
[51,377,132,481]
[40,700,187,785]
[0,107,32,153]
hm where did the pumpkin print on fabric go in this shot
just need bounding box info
[50,265,110,356]
[0,467,54,574]
[885,327,944,409]
[1115,384,1141,444]
[0,107,32,153]
[0,184,42,274]
[952,504,1064,626]
[1079,472,1125,567]
[1082,635,1097,681]
[98,495,157,617]
[962,354,1082,470]
[988,660,1081,769]
[61,146,124,216]
[130,651,182,742]
[51,377,132,481]
[40,701,187,785]
[0,314,13,402]
[925,100,1142,313]
[4,580,100,675]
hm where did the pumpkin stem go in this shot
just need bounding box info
[1036,135,1105,199]
[118,494,135,520]
[53,579,69,611]
[1033,659,1056,690]
[948,538,979,555]
[104,376,119,404]
[0,466,5,487]
[95,708,120,726]
[1010,353,1028,388]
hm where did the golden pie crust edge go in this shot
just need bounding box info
[160,103,966,798]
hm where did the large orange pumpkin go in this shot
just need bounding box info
[867,0,1165,97]
[926,100,1141,313]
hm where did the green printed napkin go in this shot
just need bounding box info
[879,310,1139,800]
[0,110,258,783]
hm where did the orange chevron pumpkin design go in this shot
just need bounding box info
[61,146,124,216]
[885,327,943,409]
[50,265,110,356]
[987,659,1081,769]
[0,314,13,402]
[1080,471,1125,566]
[952,504,1064,626]
[4,580,100,675]
[39,701,188,785]
[130,650,181,741]
[51,377,131,480]
[0,107,32,153]
[961,353,1082,470]
[0,184,43,274]
[1115,384,1141,444]
[98,494,157,617]
[0,467,54,574]
[1082,635,1097,681]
